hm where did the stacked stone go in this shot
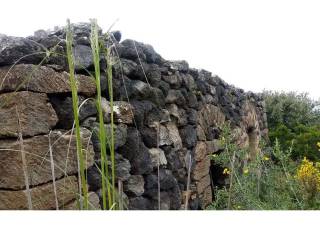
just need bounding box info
[0,23,268,210]
[0,24,101,209]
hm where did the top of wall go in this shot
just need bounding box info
[0,22,266,130]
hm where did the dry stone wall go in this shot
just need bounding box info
[0,23,267,210]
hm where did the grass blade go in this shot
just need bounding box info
[66,19,88,209]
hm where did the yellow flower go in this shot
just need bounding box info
[317,142,320,148]
[263,156,270,161]
[211,154,217,158]
[296,157,320,193]
[243,168,249,174]
[223,168,230,175]
[237,205,241,209]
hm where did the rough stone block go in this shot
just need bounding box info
[193,157,211,181]
[196,174,211,194]
[0,91,58,137]
[0,64,96,96]
[199,185,213,209]
[63,192,101,210]
[194,141,207,162]
[0,128,94,189]
[0,176,78,210]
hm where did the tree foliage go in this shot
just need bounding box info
[262,91,320,160]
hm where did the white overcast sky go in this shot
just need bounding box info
[1,0,319,100]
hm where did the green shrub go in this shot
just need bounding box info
[263,91,320,161]
[269,124,320,161]
[208,123,320,210]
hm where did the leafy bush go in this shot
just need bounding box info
[263,91,320,161]
[207,124,320,210]
[263,91,320,129]
[269,124,320,161]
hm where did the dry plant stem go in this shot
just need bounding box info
[256,165,261,197]
[156,122,161,210]
[118,180,123,210]
[66,19,88,209]
[63,125,74,208]
[227,152,236,210]
[16,106,32,210]
[185,152,192,210]
[106,47,116,206]
[133,41,151,88]
[48,131,59,210]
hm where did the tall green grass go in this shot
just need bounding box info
[101,34,116,207]
[66,19,89,209]
[90,19,113,210]
[66,19,117,210]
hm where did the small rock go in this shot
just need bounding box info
[162,73,182,88]
[50,95,97,129]
[145,108,170,127]
[81,117,97,129]
[130,100,154,128]
[119,39,163,64]
[115,154,131,181]
[113,58,138,79]
[165,89,186,106]
[181,73,195,90]
[144,169,177,191]
[73,44,93,70]
[113,101,134,124]
[162,146,185,170]
[152,192,171,210]
[187,108,198,125]
[87,165,102,192]
[159,124,172,146]
[179,125,197,148]
[166,122,183,149]
[186,91,198,109]
[91,123,127,153]
[128,196,152,210]
[149,148,167,168]
[0,34,44,65]
[110,31,122,42]
[146,64,162,85]
[87,153,131,191]
[166,60,189,72]
[167,104,188,127]
[140,127,157,148]
[124,175,145,197]
[101,97,112,123]
[118,127,153,175]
